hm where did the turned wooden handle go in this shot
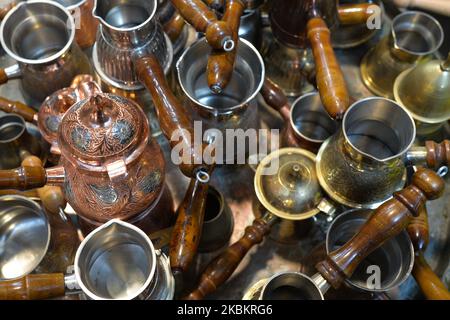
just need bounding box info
[316,168,445,289]
[206,0,245,93]
[307,17,350,120]
[260,78,291,122]
[412,253,450,300]
[170,168,213,278]
[0,96,36,122]
[0,68,9,85]
[338,3,380,25]
[185,217,272,300]
[163,12,186,42]
[0,166,47,190]
[0,273,65,300]
[407,205,429,252]
[425,140,450,169]
[135,54,205,177]
[21,156,66,214]
[171,0,234,50]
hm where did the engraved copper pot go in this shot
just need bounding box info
[0,92,174,234]
[0,1,92,102]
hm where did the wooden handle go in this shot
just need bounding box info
[20,156,66,214]
[170,168,213,279]
[0,68,9,85]
[163,12,186,42]
[260,78,291,122]
[425,140,450,169]
[394,0,450,17]
[307,17,350,120]
[316,167,445,289]
[338,3,380,25]
[412,253,450,300]
[407,205,429,252]
[0,96,36,123]
[206,0,245,93]
[171,0,234,50]
[0,273,65,300]
[185,217,272,300]
[0,166,47,190]
[135,54,207,177]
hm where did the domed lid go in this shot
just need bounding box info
[254,148,323,220]
[394,53,450,123]
[58,93,149,172]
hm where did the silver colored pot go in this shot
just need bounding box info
[0,0,91,102]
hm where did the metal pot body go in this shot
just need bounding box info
[0,195,78,281]
[0,1,92,102]
[177,38,265,164]
[326,209,414,293]
[316,97,416,209]
[75,220,174,300]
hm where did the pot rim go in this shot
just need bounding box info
[0,114,27,144]
[325,208,414,292]
[92,0,158,33]
[342,96,416,163]
[0,0,76,65]
[74,219,157,300]
[176,37,265,114]
[0,195,51,281]
[57,0,88,11]
[260,272,325,300]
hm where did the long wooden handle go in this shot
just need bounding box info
[407,205,429,252]
[316,167,445,289]
[0,166,47,190]
[412,253,450,300]
[338,3,380,25]
[171,0,234,50]
[170,168,213,280]
[163,12,186,42]
[21,156,67,215]
[0,97,36,123]
[425,140,450,169]
[260,78,291,122]
[206,0,245,93]
[307,17,349,120]
[0,68,9,85]
[394,0,450,17]
[135,54,206,177]
[0,274,65,300]
[185,216,273,300]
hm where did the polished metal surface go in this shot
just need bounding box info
[316,97,415,209]
[290,92,338,145]
[75,220,157,300]
[360,11,444,98]
[326,209,414,292]
[0,195,50,280]
[258,272,324,300]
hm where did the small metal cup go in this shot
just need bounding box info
[326,209,414,292]
[0,114,41,169]
[259,272,324,300]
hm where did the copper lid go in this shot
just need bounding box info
[254,148,323,220]
[58,93,149,172]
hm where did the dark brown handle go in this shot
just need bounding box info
[407,205,429,252]
[21,156,67,215]
[260,78,291,122]
[0,166,47,190]
[163,12,186,42]
[412,253,450,300]
[338,3,380,25]
[307,17,350,120]
[316,167,445,289]
[0,274,65,300]
[206,0,245,93]
[135,54,207,177]
[0,68,9,85]
[171,0,234,50]
[170,168,213,279]
[0,96,37,123]
[425,140,450,169]
[185,217,272,300]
